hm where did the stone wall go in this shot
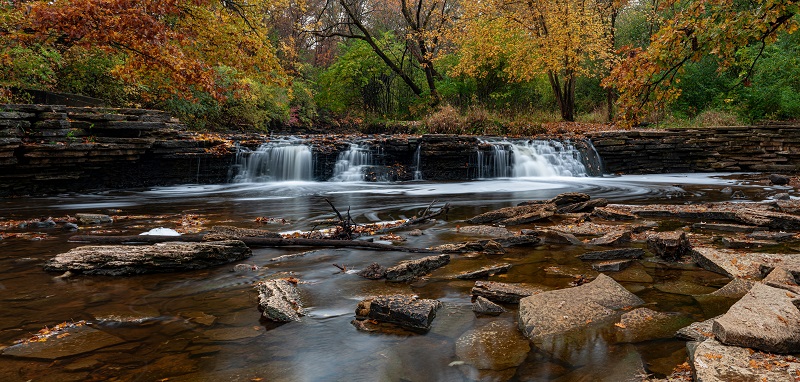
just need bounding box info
[0,104,233,196]
[588,125,800,174]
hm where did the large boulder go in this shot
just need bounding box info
[518,274,644,340]
[385,254,450,282]
[713,283,800,353]
[254,279,304,322]
[355,294,440,332]
[43,240,252,275]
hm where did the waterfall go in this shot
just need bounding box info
[412,143,423,181]
[330,143,377,182]
[234,140,313,182]
[475,139,596,178]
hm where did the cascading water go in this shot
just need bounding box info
[233,140,313,182]
[412,143,423,181]
[330,143,377,182]
[475,139,597,178]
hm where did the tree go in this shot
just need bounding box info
[609,0,799,125]
[312,0,456,106]
[449,0,622,121]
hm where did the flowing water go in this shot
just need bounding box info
[475,140,594,178]
[0,169,786,381]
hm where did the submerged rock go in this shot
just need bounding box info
[518,274,644,340]
[255,279,303,322]
[578,248,644,261]
[646,231,691,261]
[2,324,125,359]
[43,240,252,275]
[75,213,113,225]
[358,262,388,280]
[592,259,635,272]
[471,281,546,303]
[455,320,530,371]
[614,308,691,343]
[355,294,440,332]
[713,283,800,353]
[385,254,450,282]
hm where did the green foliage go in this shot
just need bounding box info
[56,48,137,105]
[0,45,62,90]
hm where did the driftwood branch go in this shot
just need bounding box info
[378,202,450,234]
[68,235,438,253]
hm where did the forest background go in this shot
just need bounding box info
[0,0,798,134]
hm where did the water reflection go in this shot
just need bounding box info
[0,173,780,381]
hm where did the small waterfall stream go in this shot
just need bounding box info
[412,143,423,181]
[330,143,378,182]
[475,139,598,178]
[233,140,313,182]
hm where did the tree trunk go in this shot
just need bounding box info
[548,71,576,122]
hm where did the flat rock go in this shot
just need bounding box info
[691,246,795,279]
[735,208,800,230]
[763,267,800,294]
[472,296,505,316]
[206,225,281,239]
[455,225,513,238]
[675,316,719,341]
[592,259,635,272]
[537,229,583,245]
[654,280,717,296]
[709,278,754,298]
[721,237,779,249]
[646,231,691,261]
[471,281,546,303]
[556,198,608,214]
[75,213,113,225]
[385,254,450,282]
[692,222,758,233]
[499,205,556,226]
[578,248,644,261]
[748,230,797,242]
[592,206,636,220]
[2,324,125,359]
[43,240,252,275]
[548,192,591,206]
[468,203,556,224]
[713,283,800,353]
[614,307,691,343]
[456,263,512,279]
[690,338,800,382]
[455,320,530,370]
[254,279,303,322]
[518,274,645,340]
[587,229,631,246]
[355,294,440,332]
[494,234,541,247]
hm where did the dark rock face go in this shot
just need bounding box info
[646,231,691,261]
[578,248,645,261]
[472,296,505,316]
[43,240,252,275]
[385,254,450,282]
[456,263,512,280]
[471,281,545,303]
[713,283,800,353]
[735,208,800,230]
[588,229,632,246]
[537,229,583,245]
[358,262,388,280]
[769,174,791,185]
[517,274,644,340]
[355,294,441,332]
[255,279,304,322]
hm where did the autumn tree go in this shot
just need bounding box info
[449,0,622,121]
[312,0,457,106]
[609,0,799,125]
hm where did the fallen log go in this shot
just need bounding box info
[376,202,450,233]
[68,235,437,253]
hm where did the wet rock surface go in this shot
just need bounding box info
[456,263,512,279]
[471,281,546,303]
[385,254,450,281]
[587,229,632,246]
[592,259,635,272]
[614,307,691,343]
[518,274,645,340]
[647,230,691,261]
[675,316,718,342]
[1,324,125,359]
[255,279,304,322]
[455,320,530,371]
[577,248,645,261]
[471,296,505,316]
[690,338,800,382]
[355,294,440,332]
[43,240,252,275]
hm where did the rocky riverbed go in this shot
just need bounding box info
[1,173,799,381]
